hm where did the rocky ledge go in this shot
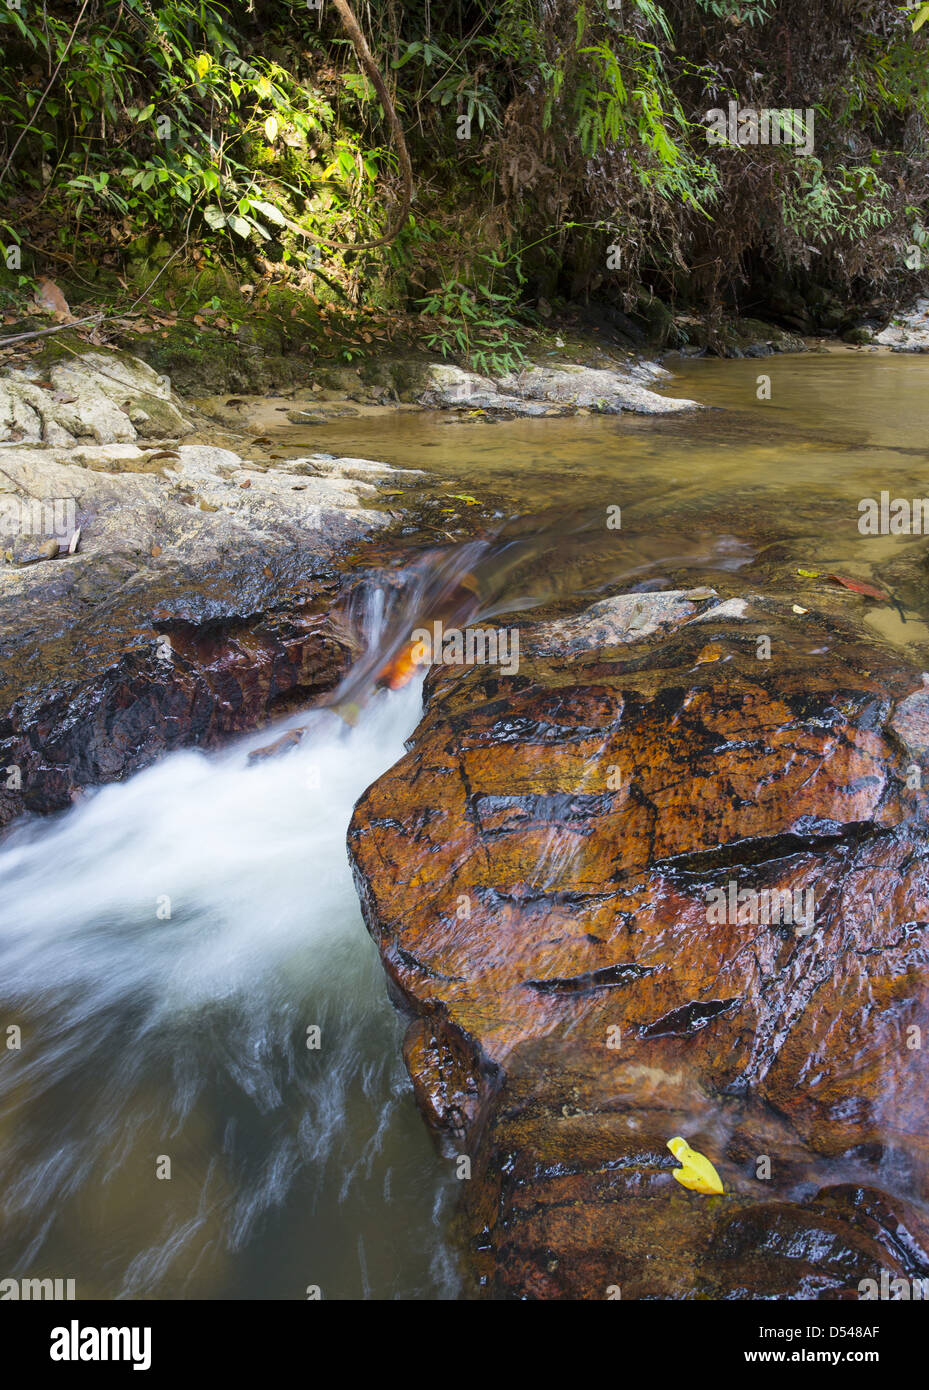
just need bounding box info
[415,361,698,416]
[348,589,929,1299]
[875,298,929,352]
[0,349,421,828]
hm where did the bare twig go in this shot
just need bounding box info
[0,314,104,347]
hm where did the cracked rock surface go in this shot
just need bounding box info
[0,438,416,827]
[348,591,929,1298]
[0,348,195,444]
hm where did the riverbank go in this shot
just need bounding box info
[0,330,709,827]
[3,320,928,832]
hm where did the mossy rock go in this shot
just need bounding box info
[122,332,312,395]
[359,354,435,401]
[842,325,873,346]
[634,290,679,347]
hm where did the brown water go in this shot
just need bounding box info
[263,349,929,653]
[1,349,928,1302]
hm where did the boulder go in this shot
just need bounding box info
[349,591,929,1298]
[0,348,194,445]
[875,299,929,352]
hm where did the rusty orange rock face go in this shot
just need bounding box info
[348,600,929,1298]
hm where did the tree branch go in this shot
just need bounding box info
[300,0,414,253]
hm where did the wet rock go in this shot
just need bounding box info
[525,588,715,656]
[888,678,929,762]
[247,727,305,763]
[667,315,806,359]
[349,593,929,1298]
[0,443,406,827]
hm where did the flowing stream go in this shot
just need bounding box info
[2,349,929,1299]
[0,670,461,1299]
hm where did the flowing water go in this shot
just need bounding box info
[2,349,929,1300]
[264,349,929,654]
[0,675,462,1299]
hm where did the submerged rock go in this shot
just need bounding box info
[349,591,929,1298]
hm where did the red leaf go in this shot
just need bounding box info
[827,573,891,602]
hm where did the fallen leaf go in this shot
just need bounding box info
[796,568,822,578]
[239,479,252,488]
[151,543,162,557]
[792,604,808,614]
[667,1137,724,1195]
[827,573,892,601]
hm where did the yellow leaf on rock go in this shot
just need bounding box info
[667,1137,724,1195]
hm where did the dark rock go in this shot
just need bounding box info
[0,443,406,828]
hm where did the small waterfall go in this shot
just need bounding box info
[0,605,456,1298]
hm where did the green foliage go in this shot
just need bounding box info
[0,0,390,276]
[781,161,894,244]
[418,252,530,376]
[570,35,718,209]
[0,0,926,335]
[695,0,776,25]
[391,37,502,132]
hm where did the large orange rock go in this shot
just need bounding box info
[349,591,929,1298]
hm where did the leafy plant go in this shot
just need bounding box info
[0,0,388,278]
[695,0,776,25]
[781,161,894,243]
[418,262,529,377]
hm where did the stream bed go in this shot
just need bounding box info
[2,348,928,1300]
